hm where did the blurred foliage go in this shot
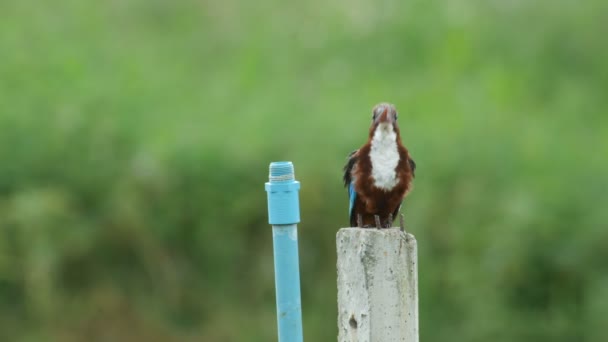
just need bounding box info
[1,0,607,341]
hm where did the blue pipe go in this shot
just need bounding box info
[265,161,303,342]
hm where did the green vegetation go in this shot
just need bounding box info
[1,0,607,341]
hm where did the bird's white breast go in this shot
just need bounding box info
[369,123,400,190]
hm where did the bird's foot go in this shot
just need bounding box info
[388,213,393,229]
[400,213,406,233]
[357,214,363,228]
[374,215,381,229]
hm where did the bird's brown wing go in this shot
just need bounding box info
[343,150,359,188]
[408,157,416,177]
[391,156,416,223]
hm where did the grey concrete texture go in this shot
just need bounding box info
[337,228,418,342]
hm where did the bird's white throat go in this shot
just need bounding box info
[370,123,399,190]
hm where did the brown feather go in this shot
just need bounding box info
[345,103,415,228]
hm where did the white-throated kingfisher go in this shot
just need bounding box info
[343,103,416,228]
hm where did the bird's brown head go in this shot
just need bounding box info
[369,102,400,137]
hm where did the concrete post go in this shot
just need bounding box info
[337,228,419,342]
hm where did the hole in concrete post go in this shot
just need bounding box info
[349,315,358,329]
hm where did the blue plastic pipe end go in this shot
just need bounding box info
[265,161,301,225]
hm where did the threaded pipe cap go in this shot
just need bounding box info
[266,161,300,225]
[269,161,295,183]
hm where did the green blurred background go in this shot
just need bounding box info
[1,0,607,341]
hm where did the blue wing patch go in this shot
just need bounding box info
[343,149,359,224]
[348,182,356,218]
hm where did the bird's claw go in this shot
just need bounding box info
[400,213,406,233]
[374,215,381,229]
[357,214,363,228]
[388,213,393,228]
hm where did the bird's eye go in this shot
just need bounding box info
[395,113,398,120]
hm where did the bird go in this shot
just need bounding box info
[343,103,416,229]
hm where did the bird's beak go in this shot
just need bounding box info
[376,106,394,125]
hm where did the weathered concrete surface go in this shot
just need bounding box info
[337,228,418,342]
